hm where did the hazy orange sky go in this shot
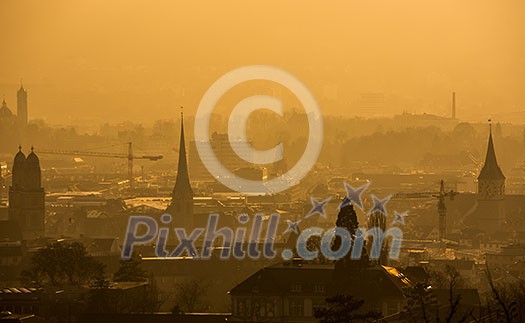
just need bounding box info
[0,0,524,124]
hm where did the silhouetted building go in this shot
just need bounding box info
[8,147,45,240]
[0,100,16,127]
[0,84,28,129]
[229,263,411,321]
[166,112,194,229]
[476,125,506,232]
[441,125,525,235]
[17,84,27,128]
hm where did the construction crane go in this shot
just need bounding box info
[37,142,162,191]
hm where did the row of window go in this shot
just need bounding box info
[234,297,326,318]
[290,282,325,293]
[0,304,39,315]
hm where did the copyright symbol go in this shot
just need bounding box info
[194,65,323,194]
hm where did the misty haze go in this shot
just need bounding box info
[1,1,525,323]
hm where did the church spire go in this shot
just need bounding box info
[174,107,191,191]
[478,122,505,181]
[167,107,194,228]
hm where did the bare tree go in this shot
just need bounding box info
[404,265,470,323]
[172,278,210,313]
[444,266,471,323]
[485,264,519,323]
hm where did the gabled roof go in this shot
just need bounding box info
[230,263,412,300]
[230,263,333,295]
[402,266,430,284]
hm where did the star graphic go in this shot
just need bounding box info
[305,196,332,219]
[392,211,408,225]
[368,194,392,217]
[341,182,370,210]
[284,220,301,234]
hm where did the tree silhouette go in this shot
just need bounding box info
[314,294,381,323]
[113,255,147,282]
[333,203,369,270]
[21,241,104,286]
[172,278,209,313]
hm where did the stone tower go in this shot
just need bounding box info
[477,125,506,232]
[17,83,28,127]
[8,147,45,239]
[478,126,505,199]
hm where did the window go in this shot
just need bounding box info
[290,282,302,292]
[289,299,304,316]
[266,301,275,317]
[237,300,246,316]
[312,299,325,317]
[314,283,325,293]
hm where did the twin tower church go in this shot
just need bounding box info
[8,147,45,240]
[6,111,195,240]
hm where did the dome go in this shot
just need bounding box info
[0,100,13,118]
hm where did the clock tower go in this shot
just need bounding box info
[477,124,506,232]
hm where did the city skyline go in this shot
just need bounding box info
[2,1,525,322]
[1,0,525,123]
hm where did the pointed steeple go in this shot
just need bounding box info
[17,80,28,126]
[478,123,505,181]
[173,108,192,194]
[167,107,194,228]
[19,79,25,92]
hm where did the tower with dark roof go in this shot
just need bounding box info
[475,125,506,232]
[8,146,45,240]
[17,83,28,127]
[478,125,505,200]
[166,110,194,229]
